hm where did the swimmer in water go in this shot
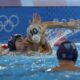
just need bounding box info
[1,34,25,55]
[52,40,80,71]
[24,24,52,55]
[24,13,80,56]
[45,40,80,72]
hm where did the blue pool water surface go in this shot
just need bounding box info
[0,54,80,80]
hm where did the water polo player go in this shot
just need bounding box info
[24,24,52,55]
[51,40,80,71]
[2,34,25,55]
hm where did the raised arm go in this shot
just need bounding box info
[41,20,80,30]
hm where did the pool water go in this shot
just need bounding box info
[0,54,80,80]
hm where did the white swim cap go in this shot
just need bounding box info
[32,35,41,43]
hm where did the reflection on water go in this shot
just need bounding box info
[0,55,80,80]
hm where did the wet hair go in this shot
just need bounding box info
[57,40,78,63]
[8,34,22,51]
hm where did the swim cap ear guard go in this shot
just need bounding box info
[57,41,78,63]
[8,40,16,51]
[8,36,16,51]
[8,34,22,51]
[32,34,41,43]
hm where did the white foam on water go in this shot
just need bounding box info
[45,68,52,72]
[64,74,70,78]
[0,66,6,70]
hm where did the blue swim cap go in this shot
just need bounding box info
[8,34,22,51]
[57,41,78,62]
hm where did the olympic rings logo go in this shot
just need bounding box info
[0,15,19,32]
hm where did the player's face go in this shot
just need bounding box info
[15,37,25,51]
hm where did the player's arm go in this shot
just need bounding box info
[41,20,80,29]
[41,38,52,54]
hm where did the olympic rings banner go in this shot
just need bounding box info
[0,7,80,43]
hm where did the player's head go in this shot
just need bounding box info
[27,24,42,43]
[57,40,78,63]
[8,34,24,51]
